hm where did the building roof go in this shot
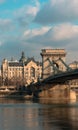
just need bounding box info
[9,62,23,67]
[25,57,41,66]
[3,52,42,67]
[8,57,42,67]
[69,61,78,65]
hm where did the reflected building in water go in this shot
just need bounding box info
[0,98,78,130]
[38,99,78,130]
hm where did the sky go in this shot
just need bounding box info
[0,0,78,64]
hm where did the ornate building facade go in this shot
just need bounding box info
[1,52,42,86]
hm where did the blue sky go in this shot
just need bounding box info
[0,0,78,64]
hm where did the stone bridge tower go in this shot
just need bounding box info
[41,49,66,79]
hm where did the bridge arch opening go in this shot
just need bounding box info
[52,61,59,69]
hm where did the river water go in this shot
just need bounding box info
[0,98,78,130]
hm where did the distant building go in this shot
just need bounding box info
[1,52,42,86]
[69,61,78,69]
[68,61,78,88]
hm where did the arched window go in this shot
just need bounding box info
[30,67,35,77]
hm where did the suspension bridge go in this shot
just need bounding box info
[30,57,78,100]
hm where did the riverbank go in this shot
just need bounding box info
[0,89,33,99]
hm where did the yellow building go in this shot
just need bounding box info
[69,61,78,69]
[1,52,42,86]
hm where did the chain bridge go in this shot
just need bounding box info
[30,57,78,100]
[33,58,78,87]
[41,58,78,84]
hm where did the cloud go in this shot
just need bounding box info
[0,1,41,63]
[0,34,42,64]
[0,0,5,4]
[25,23,78,44]
[0,19,14,32]
[34,0,78,24]
[0,23,78,63]
[14,3,40,27]
[0,41,2,46]
[22,23,78,62]
[51,23,78,41]
[0,0,78,64]
[23,26,51,39]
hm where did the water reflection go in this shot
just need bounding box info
[0,98,78,130]
[38,105,78,130]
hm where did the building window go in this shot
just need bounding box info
[30,67,35,77]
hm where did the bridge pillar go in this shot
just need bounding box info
[37,84,76,102]
[69,90,76,101]
[41,49,66,79]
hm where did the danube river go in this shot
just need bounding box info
[0,98,78,130]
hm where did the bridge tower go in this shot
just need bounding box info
[41,49,66,79]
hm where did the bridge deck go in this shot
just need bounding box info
[33,69,78,88]
[42,68,78,84]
